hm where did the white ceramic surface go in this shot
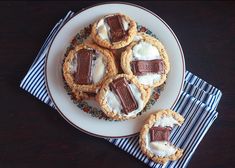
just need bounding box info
[45,2,185,138]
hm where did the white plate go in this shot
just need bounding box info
[45,2,185,138]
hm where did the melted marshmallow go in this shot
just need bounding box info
[137,73,161,86]
[97,19,110,40]
[122,18,129,31]
[70,55,77,74]
[145,133,177,157]
[149,141,177,157]
[154,116,180,128]
[132,41,161,60]
[91,54,106,84]
[105,90,122,113]
[105,83,144,116]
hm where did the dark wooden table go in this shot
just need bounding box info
[1,1,234,168]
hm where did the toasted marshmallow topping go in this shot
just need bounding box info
[145,116,180,157]
[105,83,144,116]
[131,41,163,86]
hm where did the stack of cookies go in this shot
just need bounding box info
[63,13,184,164]
[63,13,170,121]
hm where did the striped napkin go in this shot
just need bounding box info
[20,11,222,168]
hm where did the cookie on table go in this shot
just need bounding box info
[63,42,118,96]
[91,13,137,49]
[139,109,184,164]
[121,33,170,89]
[96,74,151,120]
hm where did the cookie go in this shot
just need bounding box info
[121,33,170,88]
[139,109,184,164]
[91,13,137,49]
[63,43,118,94]
[96,74,151,120]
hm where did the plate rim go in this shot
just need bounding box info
[44,1,185,139]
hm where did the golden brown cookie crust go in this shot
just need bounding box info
[121,33,170,89]
[96,74,151,120]
[63,43,118,94]
[139,109,184,164]
[70,88,89,102]
[91,13,137,49]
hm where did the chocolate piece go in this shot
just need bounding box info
[109,77,138,114]
[131,59,165,76]
[150,126,172,142]
[106,15,127,42]
[74,49,94,84]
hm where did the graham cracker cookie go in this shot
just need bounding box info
[91,13,137,49]
[121,33,170,89]
[139,109,184,164]
[63,43,118,95]
[96,74,151,120]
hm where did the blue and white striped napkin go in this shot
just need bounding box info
[20,11,222,168]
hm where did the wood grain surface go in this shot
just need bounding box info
[0,1,234,168]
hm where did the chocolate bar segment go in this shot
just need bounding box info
[74,49,94,84]
[106,15,127,42]
[109,77,138,114]
[131,59,165,76]
[150,126,172,142]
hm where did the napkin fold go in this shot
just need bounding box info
[20,11,222,168]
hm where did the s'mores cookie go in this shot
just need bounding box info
[63,43,118,96]
[121,33,170,88]
[139,109,184,164]
[96,74,151,120]
[91,13,137,49]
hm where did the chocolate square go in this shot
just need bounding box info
[106,15,127,43]
[150,126,172,142]
[74,49,94,84]
[131,59,165,76]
